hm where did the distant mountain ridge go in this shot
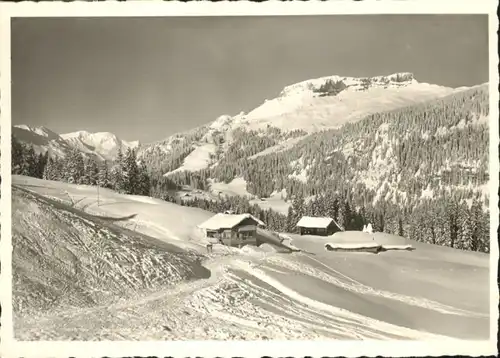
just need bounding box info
[13,125,140,161]
[135,74,490,254]
[10,71,490,254]
[136,72,479,177]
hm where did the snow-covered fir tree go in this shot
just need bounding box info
[123,148,139,194]
[111,148,125,192]
[25,146,38,177]
[82,157,99,186]
[98,161,112,189]
[137,161,150,196]
[43,157,56,181]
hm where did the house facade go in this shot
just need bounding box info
[198,213,265,247]
[296,216,342,236]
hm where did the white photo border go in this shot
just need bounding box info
[0,1,498,357]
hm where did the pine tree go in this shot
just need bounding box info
[457,202,473,250]
[316,193,330,217]
[397,215,405,237]
[52,156,64,181]
[285,205,295,232]
[110,164,123,192]
[98,161,112,188]
[24,145,38,177]
[124,148,139,194]
[337,198,351,231]
[325,194,339,222]
[305,200,314,216]
[469,199,488,252]
[64,149,85,184]
[384,211,399,235]
[43,157,55,180]
[35,152,48,179]
[137,161,150,196]
[445,199,460,248]
[80,159,92,185]
[85,158,99,186]
[111,148,126,192]
[291,193,305,231]
[12,135,25,175]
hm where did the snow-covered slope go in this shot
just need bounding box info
[12,181,210,321]
[12,125,73,158]
[61,130,139,161]
[139,72,466,178]
[13,175,490,341]
[241,72,456,132]
[12,125,140,161]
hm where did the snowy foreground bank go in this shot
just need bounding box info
[12,175,490,340]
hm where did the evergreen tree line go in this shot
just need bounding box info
[11,86,491,253]
[12,137,49,179]
[137,126,208,175]
[12,137,150,196]
[155,177,489,253]
[153,85,491,253]
[161,194,290,234]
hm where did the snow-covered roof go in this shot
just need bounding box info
[296,216,334,229]
[325,242,381,250]
[198,213,265,231]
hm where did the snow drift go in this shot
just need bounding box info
[324,242,414,253]
[12,186,210,319]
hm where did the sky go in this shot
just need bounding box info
[11,15,489,143]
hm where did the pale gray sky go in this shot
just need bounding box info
[11,15,489,143]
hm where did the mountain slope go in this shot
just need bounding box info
[138,79,490,253]
[61,130,139,161]
[241,72,457,132]
[137,72,467,177]
[12,175,489,341]
[12,181,210,320]
[12,125,139,161]
[12,125,73,158]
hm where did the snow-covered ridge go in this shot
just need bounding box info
[279,72,416,97]
[13,125,141,161]
[14,124,61,140]
[242,72,459,132]
[142,72,473,177]
[61,130,139,149]
[13,124,72,158]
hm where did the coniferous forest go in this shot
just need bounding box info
[12,85,491,253]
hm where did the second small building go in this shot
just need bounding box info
[296,216,342,236]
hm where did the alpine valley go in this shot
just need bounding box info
[13,72,490,253]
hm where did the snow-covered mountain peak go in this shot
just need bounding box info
[60,130,139,160]
[242,72,456,132]
[209,115,234,130]
[13,125,141,161]
[279,72,417,98]
[128,140,141,149]
[14,124,61,141]
[61,130,120,144]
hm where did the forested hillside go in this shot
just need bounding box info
[12,85,491,253]
[156,85,491,252]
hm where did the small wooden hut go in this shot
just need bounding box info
[296,216,342,236]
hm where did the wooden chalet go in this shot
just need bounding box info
[198,213,266,247]
[296,216,342,236]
